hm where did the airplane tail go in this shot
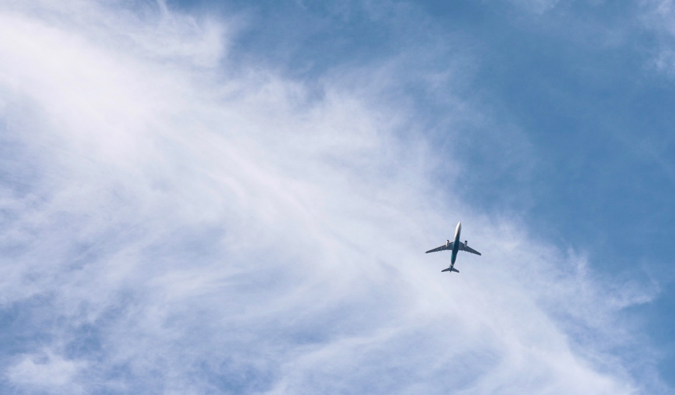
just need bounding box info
[441,267,459,273]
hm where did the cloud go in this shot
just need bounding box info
[6,350,85,394]
[643,0,675,74]
[507,0,561,14]
[0,1,662,393]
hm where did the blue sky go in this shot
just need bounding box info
[0,0,674,393]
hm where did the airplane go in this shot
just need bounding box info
[425,222,481,273]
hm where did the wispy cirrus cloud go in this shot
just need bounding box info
[507,0,561,14]
[0,1,662,393]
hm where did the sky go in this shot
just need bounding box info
[0,0,674,393]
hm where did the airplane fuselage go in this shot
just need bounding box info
[451,222,461,265]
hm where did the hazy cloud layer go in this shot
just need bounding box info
[0,1,662,394]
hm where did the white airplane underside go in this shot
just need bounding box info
[425,222,481,273]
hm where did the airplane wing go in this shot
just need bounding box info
[459,243,481,256]
[426,243,452,253]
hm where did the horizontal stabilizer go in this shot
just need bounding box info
[441,267,459,273]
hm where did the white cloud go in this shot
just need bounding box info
[6,351,86,394]
[0,1,660,393]
[643,0,675,75]
[507,0,561,14]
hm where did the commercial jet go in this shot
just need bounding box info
[425,222,481,273]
